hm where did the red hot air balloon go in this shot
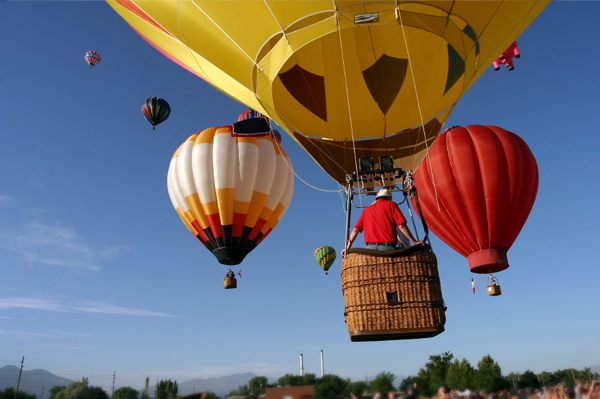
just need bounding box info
[85,51,101,68]
[412,125,538,274]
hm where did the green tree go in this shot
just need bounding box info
[140,379,150,399]
[51,378,109,399]
[473,355,505,392]
[277,374,317,387]
[248,377,268,395]
[370,372,396,394]
[0,387,37,399]
[314,375,348,399]
[113,387,139,399]
[156,380,178,399]
[348,381,368,397]
[49,386,67,399]
[425,352,454,390]
[228,385,249,397]
[446,359,474,391]
[518,371,540,389]
[539,372,560,388]
[87,387,109,399]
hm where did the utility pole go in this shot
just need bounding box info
[15,356,24,399]
[112,372,116,399]
[41,388,45,399]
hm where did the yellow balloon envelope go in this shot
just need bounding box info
[111,1,548,183]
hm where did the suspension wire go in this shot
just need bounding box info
[263,0,290,44]
[396,6,440,206]
[334,4,363,210]
[177,0,215,86]
[273,135,341,193]
[190,1,263,72]
[404,191,420,241]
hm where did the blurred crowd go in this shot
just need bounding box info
[361,380,600,399]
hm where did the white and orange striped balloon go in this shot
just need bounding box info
[167,125,294,265]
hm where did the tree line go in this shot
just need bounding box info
[2,354,596,399]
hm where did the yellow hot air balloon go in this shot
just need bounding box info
[110,1,548,183]
[167,125,294,265]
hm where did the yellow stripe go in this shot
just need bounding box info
[194,127,218,145]
[236,136,258,145]
[201,200,219,216]
[233,200,250,214]
[171,143,183,160]
[185,192,210,230]
[215,126,233,135]
[178,208,199,236]
[244,191,268,227]
[216,188,234,225]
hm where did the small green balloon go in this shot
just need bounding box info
[314,246,336,274]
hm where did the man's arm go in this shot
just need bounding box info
[342,228,359,257]
[398,223,424,246]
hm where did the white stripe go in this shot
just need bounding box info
[192,141,216,204]
[234,141,258,202]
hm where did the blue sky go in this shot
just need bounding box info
[1,0,599,393]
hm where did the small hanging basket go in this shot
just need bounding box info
[341,244,446,342]
[487,275,501,296]
[224,276,237,289]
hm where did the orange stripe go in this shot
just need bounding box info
[201,200,219,216]
[215,126,233,136]
[233,200,250,214]
[172,144,183,159]
[236,136,258,145]
[216,188,234,225]
[244,191,269,227]
[176,208,198,236]
[194,127,218,145]
[261,203,285,234]
[185,193,210,230]
[172,134,198,159]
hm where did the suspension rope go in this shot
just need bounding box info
[396,5,439,206]
[263,0,290,44]
[190,1,263,72]
[273,136,341,193]
[334,5,363,209]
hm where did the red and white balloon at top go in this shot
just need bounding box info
[85,51,101,68]
[493,41,520,71]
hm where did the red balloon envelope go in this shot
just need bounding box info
[412,125,538,274]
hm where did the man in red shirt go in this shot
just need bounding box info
[342,189,423,256]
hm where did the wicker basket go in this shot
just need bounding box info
[224,276,237,289]
[341,245,446,342]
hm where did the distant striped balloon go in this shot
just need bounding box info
[84,51,101,68]
[314,246,336,275]
[167,125,294,265]
[238,109,266,122]
[142,97,171,130]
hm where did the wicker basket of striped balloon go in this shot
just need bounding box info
[341,245,446,342]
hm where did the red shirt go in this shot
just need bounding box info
[355,198,407,244]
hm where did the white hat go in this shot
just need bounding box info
[376,188,392,199]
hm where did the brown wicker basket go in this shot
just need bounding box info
[224,276,237,289]
[341,245,446,342]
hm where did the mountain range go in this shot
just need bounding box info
[0,365,73,397]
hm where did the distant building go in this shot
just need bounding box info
[265,386,314,399]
